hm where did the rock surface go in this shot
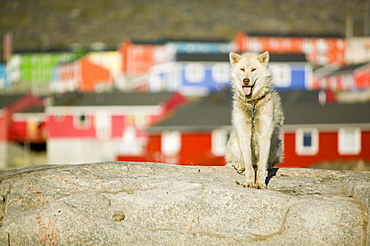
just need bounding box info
[0,162,369,245]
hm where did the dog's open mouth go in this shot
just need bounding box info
[242,85,254,96]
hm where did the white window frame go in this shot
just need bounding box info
[270,64,291,88]
[161,131,181,156]
[185,63,205,83]
[95,111,111,140]
[211,129,228,156]
[338,128,361,155]
[119,125,144,156]
[295,128,319,155]
[212,63,230,84]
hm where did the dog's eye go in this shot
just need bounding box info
[251,68,256,72]
[240,68,245,72]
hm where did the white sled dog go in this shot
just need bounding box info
[225,51,284,189]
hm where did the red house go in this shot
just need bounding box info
[144,89,370,168]
[234,32,347,66]
[312,62,370,91]
[46,91,187,164]
[280,92,370,168]
[118,40,174,76]
[0,93,45,168]
[51,57,112,93]
[146,91,231,165]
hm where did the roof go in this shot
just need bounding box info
[0,93,44,113]
[176,53,229,62]
[148,89,370,132]
[326,63,369,76]
[148,90,233,131]
[51,92,176,107]
[269,53,307,63]
[245,32,344,38]
[176,53,308,63]
[283,102,370,126]
[0,94,25,109]
[165,38,231,43]
[21,106,45,114]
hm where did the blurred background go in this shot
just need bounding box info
[0,0,369,170]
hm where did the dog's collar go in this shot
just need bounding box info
[246,94,266,105]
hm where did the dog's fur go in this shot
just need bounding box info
[225,51,284,189]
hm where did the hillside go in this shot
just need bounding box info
[0,0,368,60]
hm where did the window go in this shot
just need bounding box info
[338,128,361,155]
[161,131,181,156]
[127,114,148,127]
[296,128,318,155]
[212,64,230,84]
[119,125,144,156]
[212,129,228,156]
[95,112,111,140]
[270,64,291,87]
[54,112,65,122]
[74,113,90,128]
[185,63,205,83]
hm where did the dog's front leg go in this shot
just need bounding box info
[255,114,273,189]
[236,121,254,188]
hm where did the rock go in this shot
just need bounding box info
[0,162,369,245]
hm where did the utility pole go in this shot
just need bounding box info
[3,31,13,62]
[346,15,353,39]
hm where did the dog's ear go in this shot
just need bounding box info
[229,52,241,65]
[258,51,269,65]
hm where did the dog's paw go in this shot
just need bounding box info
[235,181,255,188]
[232,162,245,174]
[235,181,267,189]
[254,182,267,189]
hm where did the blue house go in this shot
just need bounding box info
[148,53,230,95]
[0,64,10,89]
[148,53,312,95]
[269,54,313,90]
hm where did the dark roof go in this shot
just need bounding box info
[165,38,231,43]
[176,53,307,63]
[284,102,370,125]
[0,93,44,113]
[278,90,320,104]
[326,63,369,76]
[176,53,229,62]
[148,90,232,131]
[245,32,345,38]
[0,94,25,109]
[269,53,307,63]
[21,106,45,113]
[148,89,370,132]
[51,92,175,107]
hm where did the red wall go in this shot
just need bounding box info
[0,94,44,143]
[356,68,370,89]
[47,115,128,139]
[279,131,370,168]
[178,133,225,166]
[234,32,347,66]
[0,110,10,141]
[47,115,95,138]
[142,130,370,168]
[80,58,111,92]
[143,132,226,166]
[120,41,159,74]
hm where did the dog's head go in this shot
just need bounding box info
[229,51,270,98]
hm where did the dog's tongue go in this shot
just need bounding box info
[243,86,252,95]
